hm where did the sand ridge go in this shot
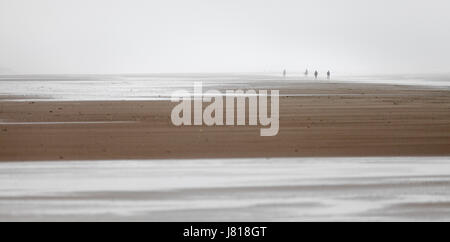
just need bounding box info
[0,82,449,161]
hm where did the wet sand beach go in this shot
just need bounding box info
[1,75,450,221]
[1,157,450,222]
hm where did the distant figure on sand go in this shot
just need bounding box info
[327,71,331,80]
[304,69,309,76]
[283,70,286,78]
[314,71,318,79]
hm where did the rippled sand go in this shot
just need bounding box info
[1,157,450,221]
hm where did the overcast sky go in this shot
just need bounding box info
[0,0,449,75]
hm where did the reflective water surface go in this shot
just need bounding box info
[1,157,450,221]
[1,73,449,101]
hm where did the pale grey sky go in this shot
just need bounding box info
[0,0,449,74]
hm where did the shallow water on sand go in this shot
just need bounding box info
[1,73,449,101]
[1,157,450,221]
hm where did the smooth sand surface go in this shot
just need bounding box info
[0,82,449,161]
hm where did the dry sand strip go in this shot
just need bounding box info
[0,83,450,161]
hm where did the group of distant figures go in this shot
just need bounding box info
[282,69,331,80]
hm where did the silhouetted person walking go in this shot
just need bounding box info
[304,69,309,76]
[283,69,286,78]
[314,71,318,79]
[327,71,331,80]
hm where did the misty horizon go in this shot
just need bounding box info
[1,0,449,75]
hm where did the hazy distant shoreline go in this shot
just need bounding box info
[1,74,450,103]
